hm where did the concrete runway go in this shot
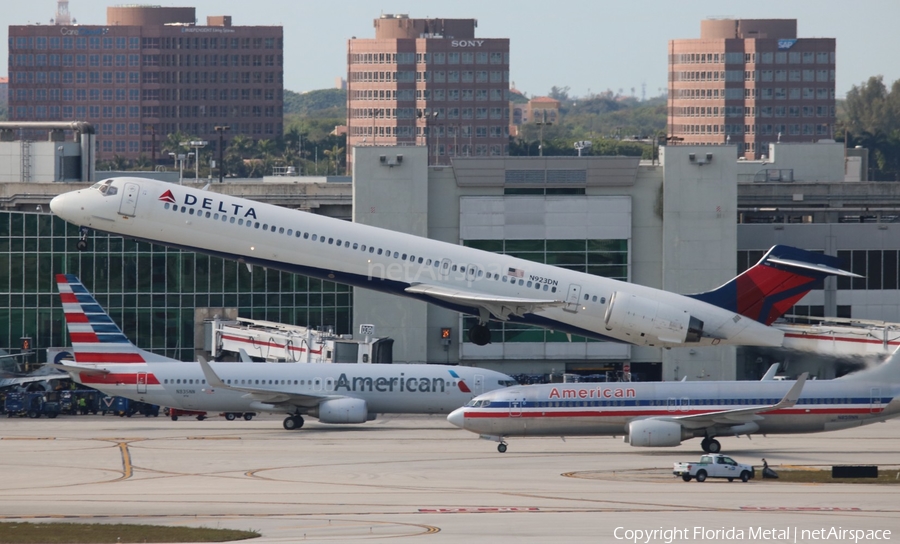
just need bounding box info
[1,413,899,543]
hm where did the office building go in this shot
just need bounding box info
[668,19,835,159]
[7,5,283,161]
[346,14,510,169]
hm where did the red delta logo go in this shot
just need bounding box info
[159,190,176,203]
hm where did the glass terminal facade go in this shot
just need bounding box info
[0,211,352,362]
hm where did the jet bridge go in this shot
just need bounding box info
[204,317,393,364]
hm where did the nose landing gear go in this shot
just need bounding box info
[76,226,89,252]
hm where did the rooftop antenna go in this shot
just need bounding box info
[55,0,72,25]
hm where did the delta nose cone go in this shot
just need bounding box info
[49,193,67,216]
[50,192,77,219]
[447,407,466,428]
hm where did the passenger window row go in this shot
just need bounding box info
[163,201,558,293]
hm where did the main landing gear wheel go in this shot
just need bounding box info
[283,415,304,430]
[701,437,721,454]
[225,413,236,421]
[468,323,492,346]
[497,443,508,453]
[243,413,254,421]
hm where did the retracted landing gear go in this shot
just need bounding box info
[283,415,305,430]
[701,437,721,454]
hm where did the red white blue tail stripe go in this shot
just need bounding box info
[57,274,146,364]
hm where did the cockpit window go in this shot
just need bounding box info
[499,379,517,387]
[466,399,482,407]
[91,179,118,196]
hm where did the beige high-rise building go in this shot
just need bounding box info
[347,15,510,169]
[668,19,835,159]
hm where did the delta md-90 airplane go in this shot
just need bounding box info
[49,177,856,348]
[53,274,516,430]
[447,354,900,453]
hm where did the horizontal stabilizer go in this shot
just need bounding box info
[766,256,861,278]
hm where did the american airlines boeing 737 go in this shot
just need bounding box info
[447,352,900,453]
[52,274,515,430]
[49,177,856,348]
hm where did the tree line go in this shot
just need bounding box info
[96,76,900,179]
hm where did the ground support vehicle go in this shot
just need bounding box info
[674,454,755,482]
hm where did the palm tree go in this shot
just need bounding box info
[110,154,129,171]
[323,144,345,175]
[134,154,152,171]
[160,130,193,156]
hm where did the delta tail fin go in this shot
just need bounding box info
[687,245,860,325]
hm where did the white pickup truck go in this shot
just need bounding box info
[673,454,755,482]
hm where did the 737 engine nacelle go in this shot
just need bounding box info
[604,291,703,345]
[308,398,370,424]
[626,419,686,447]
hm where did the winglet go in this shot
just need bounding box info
[198,359,229,390]
[760,363,781,381]
[771,372,807,410]
[238,348,253,363]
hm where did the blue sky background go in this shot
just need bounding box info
[4,0,898,99]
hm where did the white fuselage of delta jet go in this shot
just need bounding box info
[49,177,786,348]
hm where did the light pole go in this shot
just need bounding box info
[536,109,552,156]
[169,152,191,184]
[187,140,207,180]
[214,126,230,183]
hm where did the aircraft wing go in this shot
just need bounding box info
[197,359,330,409]
[673,373,807,430]
[45,363,111,378]
[405,283,564,321]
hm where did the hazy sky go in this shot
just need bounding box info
[4,0,899,99]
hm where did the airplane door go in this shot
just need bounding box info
[118,182,140,216]
[680,397,690,412]
[465,265,477,283]
[564,284,582,313]
[473,374,484,395]
[667,397,677,412]
[136,372,148,394]
[440,258,451,277]
[509,400,522,418]
[313,378,322,391]
[871,387,882,413]
[325,377,334,392]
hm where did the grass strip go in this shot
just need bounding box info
[0,522,259,543]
